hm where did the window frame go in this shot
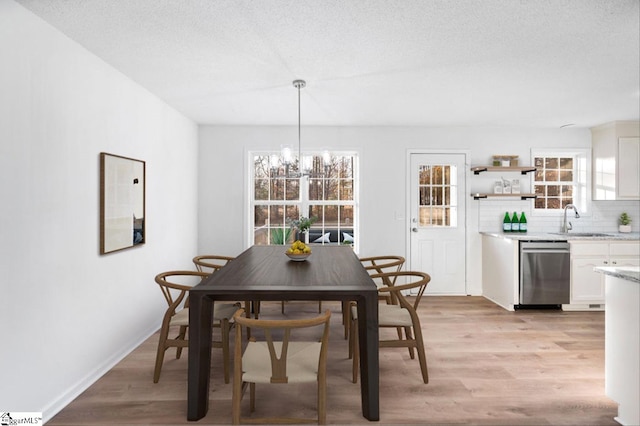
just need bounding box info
[247,150,359,251]
[530,148,591,217]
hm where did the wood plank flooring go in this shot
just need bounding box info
[48,297,617,425]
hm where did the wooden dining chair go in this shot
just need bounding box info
[350,271,431,384]
[153,270,240,384]
[232,309,332,425]
[340,255,406,340]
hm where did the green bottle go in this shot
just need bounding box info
[503,212,511,232]
[519,212,527,232]
[511,212,520,232]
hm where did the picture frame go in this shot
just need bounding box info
[100,152,146,254]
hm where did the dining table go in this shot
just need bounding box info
[187,244,379,421]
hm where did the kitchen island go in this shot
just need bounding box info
[594,266,639,426]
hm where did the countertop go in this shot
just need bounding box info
[480,231,640,241]
[594,266,640,283]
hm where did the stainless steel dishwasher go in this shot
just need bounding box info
[518,241,570,308]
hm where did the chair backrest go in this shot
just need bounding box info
[233,309,332,384]
[372,271,431,311]
[193,255,234,274]
[360,255,406,291]
[154,270,209,312]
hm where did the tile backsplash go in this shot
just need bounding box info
[477,199,640,234]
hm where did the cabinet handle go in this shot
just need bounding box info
[612,261,617,265]
[603,261,608,265]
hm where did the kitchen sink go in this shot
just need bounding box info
[551,232,613,237]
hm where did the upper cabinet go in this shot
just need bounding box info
[591,121,640,200]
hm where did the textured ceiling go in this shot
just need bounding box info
[15,0,640,128]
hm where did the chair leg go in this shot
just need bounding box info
[413,325,429,384]
[404,326,415,359]
[221,318,230,384]
[250,383,256,412]
[153,325,169,383]
[342,301,351,340]
[351,317,359,383]
[176,325,187,359]
[318,373,327,424]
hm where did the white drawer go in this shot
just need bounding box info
[569,241,609,256]
[609,241,640,256]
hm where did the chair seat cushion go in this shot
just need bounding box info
[171,303,239,327]
[242,341,322,384]
[351,303,412,327]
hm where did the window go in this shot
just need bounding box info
[250,151,358,247]
[531,149,590,214]
[418,164,458,227]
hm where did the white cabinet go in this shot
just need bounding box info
[569,241,640,309]
[591,121,640,200]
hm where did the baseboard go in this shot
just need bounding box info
[42,322,160,424]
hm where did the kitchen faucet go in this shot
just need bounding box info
[562,204,580,233]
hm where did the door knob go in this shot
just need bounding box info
[412,227,418,232]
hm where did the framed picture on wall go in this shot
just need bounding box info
[100,152,146,254]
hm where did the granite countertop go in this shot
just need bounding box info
[594,266,640,283]
[481,231,640,241]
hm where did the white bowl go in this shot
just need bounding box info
[285,252,311,262]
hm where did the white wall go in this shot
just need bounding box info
[198,126,639,296]
[0,2,199,420]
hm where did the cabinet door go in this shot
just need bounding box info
[571,257,606,303]
[618,137,640,199]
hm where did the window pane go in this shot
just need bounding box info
[559,170,573,182]
[432,207,444,226]
[254,205,268,227]
[535,170,544,181]
[433,187,443,205]
[433,166,443,184]
[254,179,269,200]
[534,185,545,195]
[535,198,545,208]
[324,205,339,227]
[444,187,450,205]
[309,179,323,200]
[547,198,560,209]
[420,166,431,185]
[535,157,544,168]
[339,157,353,179]
[548,185,560,196]
[326,179,339,200]
[545,170,558,181]
[420,187,431,206]
[561,199,573,208]
[419,207,430,226]
[340,206,353,227]
[272,179,284,200]
[340,179,353,200]
[443,166,451,185]
[285,178,299,200]
[545,158,558,169]
[285,205,299,223]
[269,205,284,226]
[560,158,573,169]
[561,185,573,196]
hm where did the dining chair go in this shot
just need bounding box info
[340,255,406,340]
[231,308,332,425]
[153,270,240,384]
[350,270,431,384]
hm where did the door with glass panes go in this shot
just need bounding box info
[409,153,466,294]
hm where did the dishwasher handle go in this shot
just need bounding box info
[521,248,570,254]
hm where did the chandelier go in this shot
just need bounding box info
[271,80,330,178]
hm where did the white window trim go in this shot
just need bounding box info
[246,150,360,252]
[530,148,592,217]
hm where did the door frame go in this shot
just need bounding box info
[405,149,471,294]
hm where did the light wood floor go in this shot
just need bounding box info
[49,297,617,425]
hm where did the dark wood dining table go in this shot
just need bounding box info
[187,244,379,421]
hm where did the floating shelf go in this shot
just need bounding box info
[471,166,536,175]
[471,193,537,200]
